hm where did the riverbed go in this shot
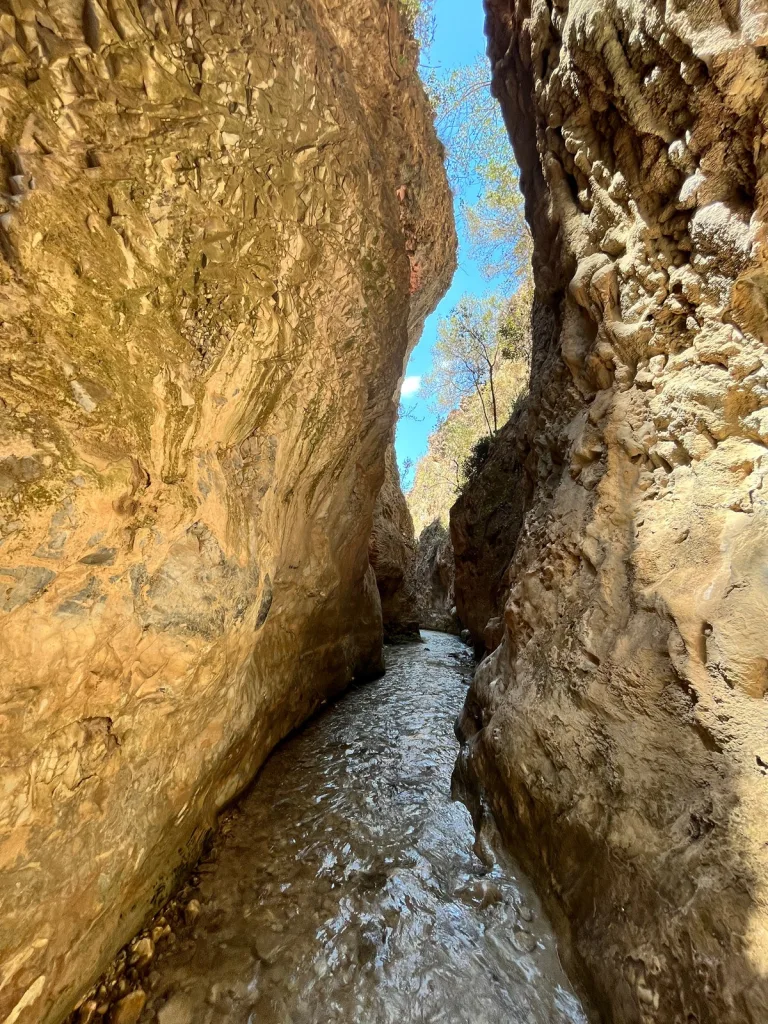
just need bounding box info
[135,631,587,1024]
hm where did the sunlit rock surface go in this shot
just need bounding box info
[456,1,768,1021]
[0,1,455,1020]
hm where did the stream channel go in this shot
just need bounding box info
[135,631,588,1024]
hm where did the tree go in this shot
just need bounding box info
[464,162,532,284]
[407,347,529,534]
[398,0,435,48]
[426,294,510,437]
[424,57,531,285]
[498,279,534,365]
[424,57,509,187]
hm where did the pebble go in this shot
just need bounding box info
[184,899,201,925]
[130,936,155,967]
[455,879,504,908]
[110,989,146,1024]
[157,992,195,1024]
[77,1000,99,1024]
[511,929,538,954]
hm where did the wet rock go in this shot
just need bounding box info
[76,1001,99,1024]
[157,993,194,1024]
[252,929,284,966]
[129,937,154,967]
[183,900,201,926]
[511,930,537,955]
[455,879,505,909]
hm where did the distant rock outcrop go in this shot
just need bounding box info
[411,520,458,634]
[370,446,421,642]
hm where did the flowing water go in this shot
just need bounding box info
[138,632,588,1024]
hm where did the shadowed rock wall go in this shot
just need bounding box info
[412,519,458,634]
[456,1,768,1021]
[0,1,455,1020]
[370,445,421,642]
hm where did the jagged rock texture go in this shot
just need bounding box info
[370,445,421,641]
[456,1,768,1022]
[0,2,455,1021]
[452,413,530,648]
[411,519,458,634]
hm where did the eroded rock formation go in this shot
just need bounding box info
[370,445,421,642]
[411,519,458,634]
[452,415,530,648]
[0,2,455,1020]
[456,1,768,1021]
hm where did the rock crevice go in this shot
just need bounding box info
[455,1,768,1021]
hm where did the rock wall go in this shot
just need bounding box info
[370,445,421,642]
[456,1,768,1021]
[411,519,458,634]
[452,406,531,649]
[0,1,455,1020]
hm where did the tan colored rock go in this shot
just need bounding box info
[411,519,458,634]
[109,990,145,1024]
[370,445,421,642]
[0,1,455,1022]
[128,937,154,968]
[456,2,768,1022]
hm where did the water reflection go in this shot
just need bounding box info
[140,632,587,1024]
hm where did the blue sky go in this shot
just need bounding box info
[395,0,496,488]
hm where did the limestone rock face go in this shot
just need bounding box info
[370,445,420,642]
[0,1,455,1020]
[411,519,458,634]
[456,2,768,1021]
[451,413,531,648]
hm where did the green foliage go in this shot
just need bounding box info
[424,57,508,186]
[498,280,534,363]
[425,56,530,284]
[426,294,505,434]
[462,434,494,482]
[465,161,532,284]
[407,287,532,535]
[425,287,531,438]
[398,0,435,45]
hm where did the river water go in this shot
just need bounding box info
[137,631,587,1024]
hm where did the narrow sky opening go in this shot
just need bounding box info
[395,0,501,489]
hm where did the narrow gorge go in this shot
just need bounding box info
[1,1,767,1023]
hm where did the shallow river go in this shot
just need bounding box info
[138,631,587,1024]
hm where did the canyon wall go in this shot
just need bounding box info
[452,407,530,648]
[456,1,768,1021]
[0,1,455,1020]
[411,519,458,634]
[370,445,421,641]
